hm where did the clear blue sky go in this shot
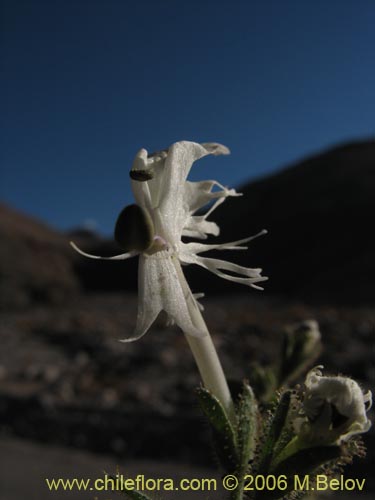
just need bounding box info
[2,0,374,235]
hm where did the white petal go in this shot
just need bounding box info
[133,164,167,211]
[303,366,372,442]
[193,292,205,311]
[171,255,209,336]
[121,251,208,341]
[180,181,240,240]
[129,148,167,210]
[70,241,136,260]
[182,217,220,239]
[158,141,230,245]
[197,257,266,286]
[182,229,268,254]
[200,143,231,156]
[131,178,155,215]
[184,180,239,214]
[181,251,268,289]
[120,254,162,342]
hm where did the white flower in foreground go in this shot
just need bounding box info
[299,365,372,444]
[71,141,267,341]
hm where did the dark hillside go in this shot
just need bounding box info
[211,139,375,303]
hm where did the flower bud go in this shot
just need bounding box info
[280,320,322,385]
[297,366,372,445]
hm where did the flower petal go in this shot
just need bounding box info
[193,292,205,311]
[158,141,230,245]
[180,251,267,289]
[120,254,163,342]
[181,181,242,240]
[182,217,220,239]
[302,366,373,443]
[70,241,137,260]
[184,180,239,214]
[181,229,268,254]
[121,251,208,341]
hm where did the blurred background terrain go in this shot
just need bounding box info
[1,140,374,498]
[1,0,375,498]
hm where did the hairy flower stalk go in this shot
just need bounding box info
[71,141,267,418]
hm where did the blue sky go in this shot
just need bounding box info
[2,0,375,235]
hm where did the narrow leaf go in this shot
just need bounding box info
[196,386,239,471]
[258,391,292,474]
[237,382,257,468]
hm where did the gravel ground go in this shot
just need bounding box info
[0,293,374,499]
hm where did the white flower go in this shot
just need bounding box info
[71,141,267,341]
[298,365,372,444]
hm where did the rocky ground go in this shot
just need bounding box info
[0,292,374,499]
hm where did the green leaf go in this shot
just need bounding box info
[247,362,277,402]
[196,386,239,471]
[258,391,292,474]
[237,382,257,468]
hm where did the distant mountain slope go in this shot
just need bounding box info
[211,139,375,303]
[0,203,79,308]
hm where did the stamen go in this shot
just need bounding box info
[129,169,154,181]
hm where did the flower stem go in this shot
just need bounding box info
[173,257,235,421]
[185,332,235,423]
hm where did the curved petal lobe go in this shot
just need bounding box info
[70,241,137,260]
